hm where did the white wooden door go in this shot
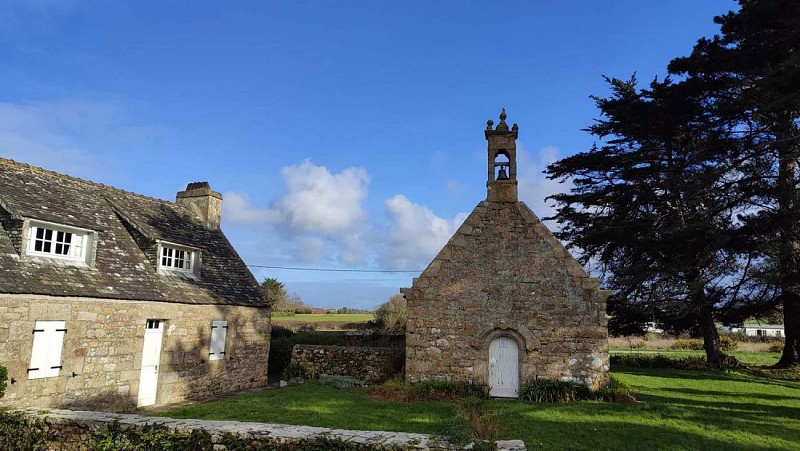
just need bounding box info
[489,336,519,398]
[137,319,164,407]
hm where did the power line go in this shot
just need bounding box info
[247,264,422,273]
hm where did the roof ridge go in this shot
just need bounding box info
[0,157,179,207]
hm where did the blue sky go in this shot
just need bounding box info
[1,0,736,309]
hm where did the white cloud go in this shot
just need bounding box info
[273,161,369,234]
[380,194,468,270]
[222,192,280,224]
[223,160,371,266]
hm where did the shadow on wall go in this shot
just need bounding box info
[54,305,270,413]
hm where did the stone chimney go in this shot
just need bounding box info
[176,182,223,230]
[485,108,519,203]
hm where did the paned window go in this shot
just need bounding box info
[160,246,192,271]
[28,320,67,379]
[209,320,228,361]
[27,224,87,260]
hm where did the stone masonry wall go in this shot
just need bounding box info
[0,294,271,410]
[405,201,609,390]
[291,345,403,384]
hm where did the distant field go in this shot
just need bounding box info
[271,313,374,323]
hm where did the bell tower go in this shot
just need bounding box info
[485,108,519,203]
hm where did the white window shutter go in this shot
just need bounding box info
[209,320,227,361]
[46,322,67,377]
[71,233,83,258]
[29,320,66,379]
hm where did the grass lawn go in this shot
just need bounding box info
[610,348,782,366]
[157,367,800,450]
[272,313,375,323]
[156,383,453,434]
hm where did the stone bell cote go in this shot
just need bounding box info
[485,108,519,203]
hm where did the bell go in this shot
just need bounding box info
[497,166,509,180]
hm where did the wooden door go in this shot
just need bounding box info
[489,336,519,398]
[137,319,164,407]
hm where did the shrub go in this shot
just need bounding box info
[671,338,704,350]
[0,365,7,399]
[519,376,635,403]
[220,432,381,450]
[369,377,487,402]
[282,362,309,380]
[610,353,740,370]
[318,375,363,389]
[374,294,407,331]
[594,376,635,402]
[518,379,588,403]
[92,421,213,450]
[294,307,314,314]
[719,335,739,351]
[447,397,498,450]
[769,340,785,353]
[297,323,317,333]
[670,337,737,351]
[270,324,295,338]
[0,411,47,451]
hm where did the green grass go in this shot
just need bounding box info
[271,313,375,323]
[156,368,800,450]
[156,383,453,434]
[610,348,782,366]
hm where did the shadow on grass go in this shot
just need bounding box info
[616,366,800,390]
[495,412,795,451]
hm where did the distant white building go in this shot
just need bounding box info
[724,323,784,338]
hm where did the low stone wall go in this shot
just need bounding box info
[290,345,403,384]
[25,409,526,450]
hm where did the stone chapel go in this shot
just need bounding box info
[402,110,609,397]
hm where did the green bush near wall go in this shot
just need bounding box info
[0,365,7,399]
[0,411,47,451]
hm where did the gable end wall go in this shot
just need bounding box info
[405,201,609,389]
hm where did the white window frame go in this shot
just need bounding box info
[209,320,228,361]
[28,320,67,379]
[156,240,200,275]
[25,220,93,263]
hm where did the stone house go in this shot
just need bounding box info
[0,158,270,410]
[403,110,609,397]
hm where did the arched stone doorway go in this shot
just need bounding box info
[488,336,519,398]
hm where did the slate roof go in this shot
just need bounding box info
[0,158,264,307]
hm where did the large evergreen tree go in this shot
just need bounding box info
[546,76,751,365]
[669,0,800,366]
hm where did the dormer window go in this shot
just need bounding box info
[161,246,192,271]
[157,241,200,277]
[26,220,93,264]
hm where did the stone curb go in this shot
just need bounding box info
[24,409,526,450]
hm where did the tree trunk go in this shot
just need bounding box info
[775,122,800,368]
[778,292,800,367]
[698,296,724,366]
[687,272,723,366]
